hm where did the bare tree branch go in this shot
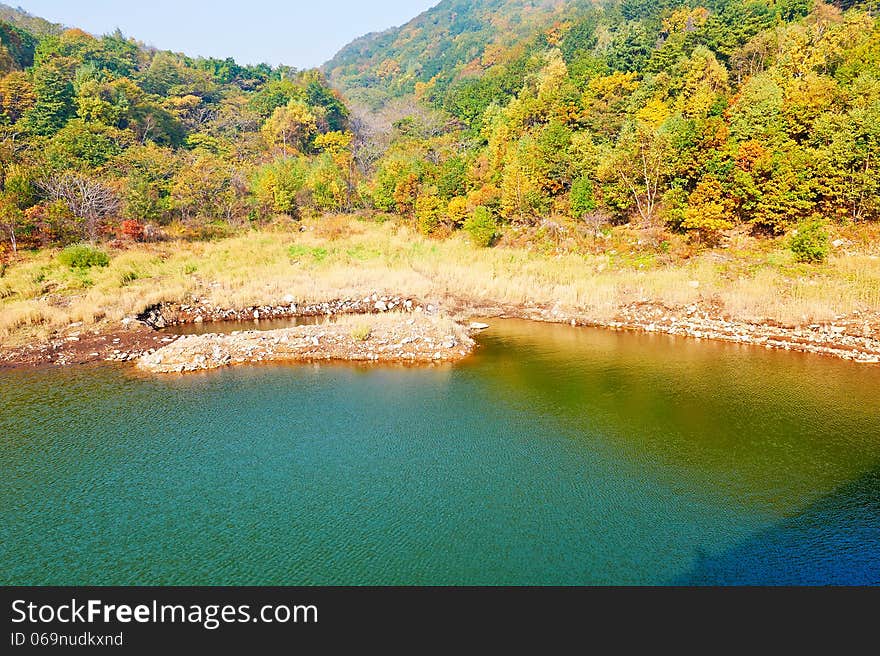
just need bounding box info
[38,173,120,242]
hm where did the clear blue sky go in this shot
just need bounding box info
[10,0,438,68]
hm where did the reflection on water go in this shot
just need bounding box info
[471,320,880,513]
[163,314,328,335]
[1,319,878,585]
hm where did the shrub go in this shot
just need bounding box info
[120,220,145,241]
[789,220,828,263]
[58,244,110,269]
[681,177,734,245]
[415,194,445,235]
[446,196,469,227]
[463,206,497,247]
[570,177,596,219]
[349,325,372,341]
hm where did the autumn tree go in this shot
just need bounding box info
[252,157,307,217]
[0,71,36,124]
[24,55,77,135]
[169,154,240,224]
[681,176,734,244]
[262,100,318,156]
[608,124,670,225]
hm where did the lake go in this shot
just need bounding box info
[2,319,878,585]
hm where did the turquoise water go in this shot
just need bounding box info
[1,319,879,585]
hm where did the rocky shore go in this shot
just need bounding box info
[2,292,878,370]
[137,294,424,329]
[458,298,880,364]
[136,313,476,373]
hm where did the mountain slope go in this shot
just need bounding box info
[323,0,574,108]
[0,3,63,37]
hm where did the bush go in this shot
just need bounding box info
[570,177,596,219]
[463,206,497,247]
[58,244,110,269]
[445,196,468,227]
[349,325,372,341]
[789,220,828,263]
[120,220,145,241]
[680,177,734,245]
[415,194,445,235]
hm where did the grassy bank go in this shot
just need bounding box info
[2,215,880,348]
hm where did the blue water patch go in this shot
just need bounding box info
[2,320,879,585]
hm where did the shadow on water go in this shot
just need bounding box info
[677,464,880,585]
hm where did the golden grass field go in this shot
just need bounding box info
[2,215,879,348]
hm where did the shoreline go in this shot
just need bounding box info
[465,298,880,364]
[137,312,475,374]
[1,293,879,370]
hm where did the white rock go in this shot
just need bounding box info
[374,301,387,312]
[469,322,490,330]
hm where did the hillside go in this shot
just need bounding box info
[0,3,62,37]
[0,9,351,254]
[323,0,574,108]
[1,0,880,351]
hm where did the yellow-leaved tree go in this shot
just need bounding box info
[262,100,317,157]
[682,176,734,244]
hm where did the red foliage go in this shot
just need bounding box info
[120,220,145,242]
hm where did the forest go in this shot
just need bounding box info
[1,0,879,262]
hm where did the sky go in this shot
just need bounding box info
[9,0,439,68]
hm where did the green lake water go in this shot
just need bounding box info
[1,319,879,585]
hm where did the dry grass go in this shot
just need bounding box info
[2,216,879,347]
